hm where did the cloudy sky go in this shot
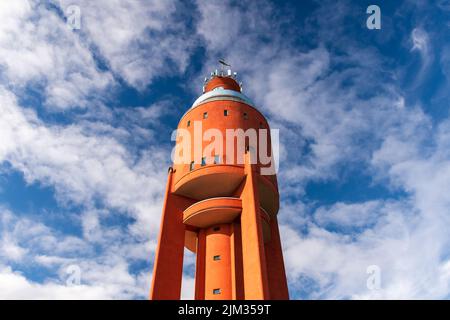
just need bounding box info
[0,0,449,299]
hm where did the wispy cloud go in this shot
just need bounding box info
[0,1,114,110]
[410,27,433,87]
[57,0,196,89]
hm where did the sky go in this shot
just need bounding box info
[0,0,450,299]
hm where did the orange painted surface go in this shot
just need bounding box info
[150,74,289,300]
[173,99,274,186]
[204,224,233,299]
[183,197,242,228]
[231,221,244,299]
[265,216,290,299]
[239,152,270,299]
[195,229,206,299]
[204,76,241,92]
[174,164,245,197]
[150,170,194,299]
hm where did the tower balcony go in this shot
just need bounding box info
[183,197,272,252]
[183,197,242,228]
[172,164,279,217]
[173,164,244,200]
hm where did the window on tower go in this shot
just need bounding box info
[213,255,221,261]
[187,120,191,127]
[201,157,206,166]
[213,288,221,295]
[203,112,208,119]
[224,109,229,116]
[189,161,195,171]
[243,112,248,120]
[214,155,221,164]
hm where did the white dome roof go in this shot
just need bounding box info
[191,88,255,109]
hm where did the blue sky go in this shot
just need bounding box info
[0,0,450,299]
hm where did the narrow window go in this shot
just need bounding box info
[213,226,220,231]
[203,112,208,119]
[214,155,221,164]
[224,109,229,116]
[213,255,221,261]
[243,112,248,120]
[213,288,221,295]
[189,161,195,171]
[201,157,207,166]
[187,120,191,127]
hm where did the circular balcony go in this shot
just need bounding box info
[173,165,245,200]
[173,164,279,216]
[183,197,242,228]
[183,197,272,252]
[258,174,279,217]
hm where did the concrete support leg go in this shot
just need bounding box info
[150,169,191,300]
[231,221,244,300]
[195,229,206,300]
[239,152,270,299]
[265,216,289,299]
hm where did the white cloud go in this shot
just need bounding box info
[0,0,197,109]
[0,264,148,299]
[0,87,168,239]
[57,0,195,89]
[0,0,180,291]
[411,28,429,55]
[35,255,76,267]
[0,207,90,259]
[281,115,450,299]
[409,27,433,87]
[196,1,244,52]
[0,86,165,298]
[0,0,114,110]
[181,275,195,300]
[0,235,28,262]
[0,206,152,299]
[314,201,385,230]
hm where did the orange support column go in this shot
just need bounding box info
[231,221,244,299]
[150,168,192,300]
[195,229,206,300]
[204,224,233,300]
[265,216,290,299]
[239,151,270,299]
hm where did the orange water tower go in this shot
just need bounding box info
[150,66,289,300]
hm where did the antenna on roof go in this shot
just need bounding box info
[219,59,232,76]
[219,59,231,67]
